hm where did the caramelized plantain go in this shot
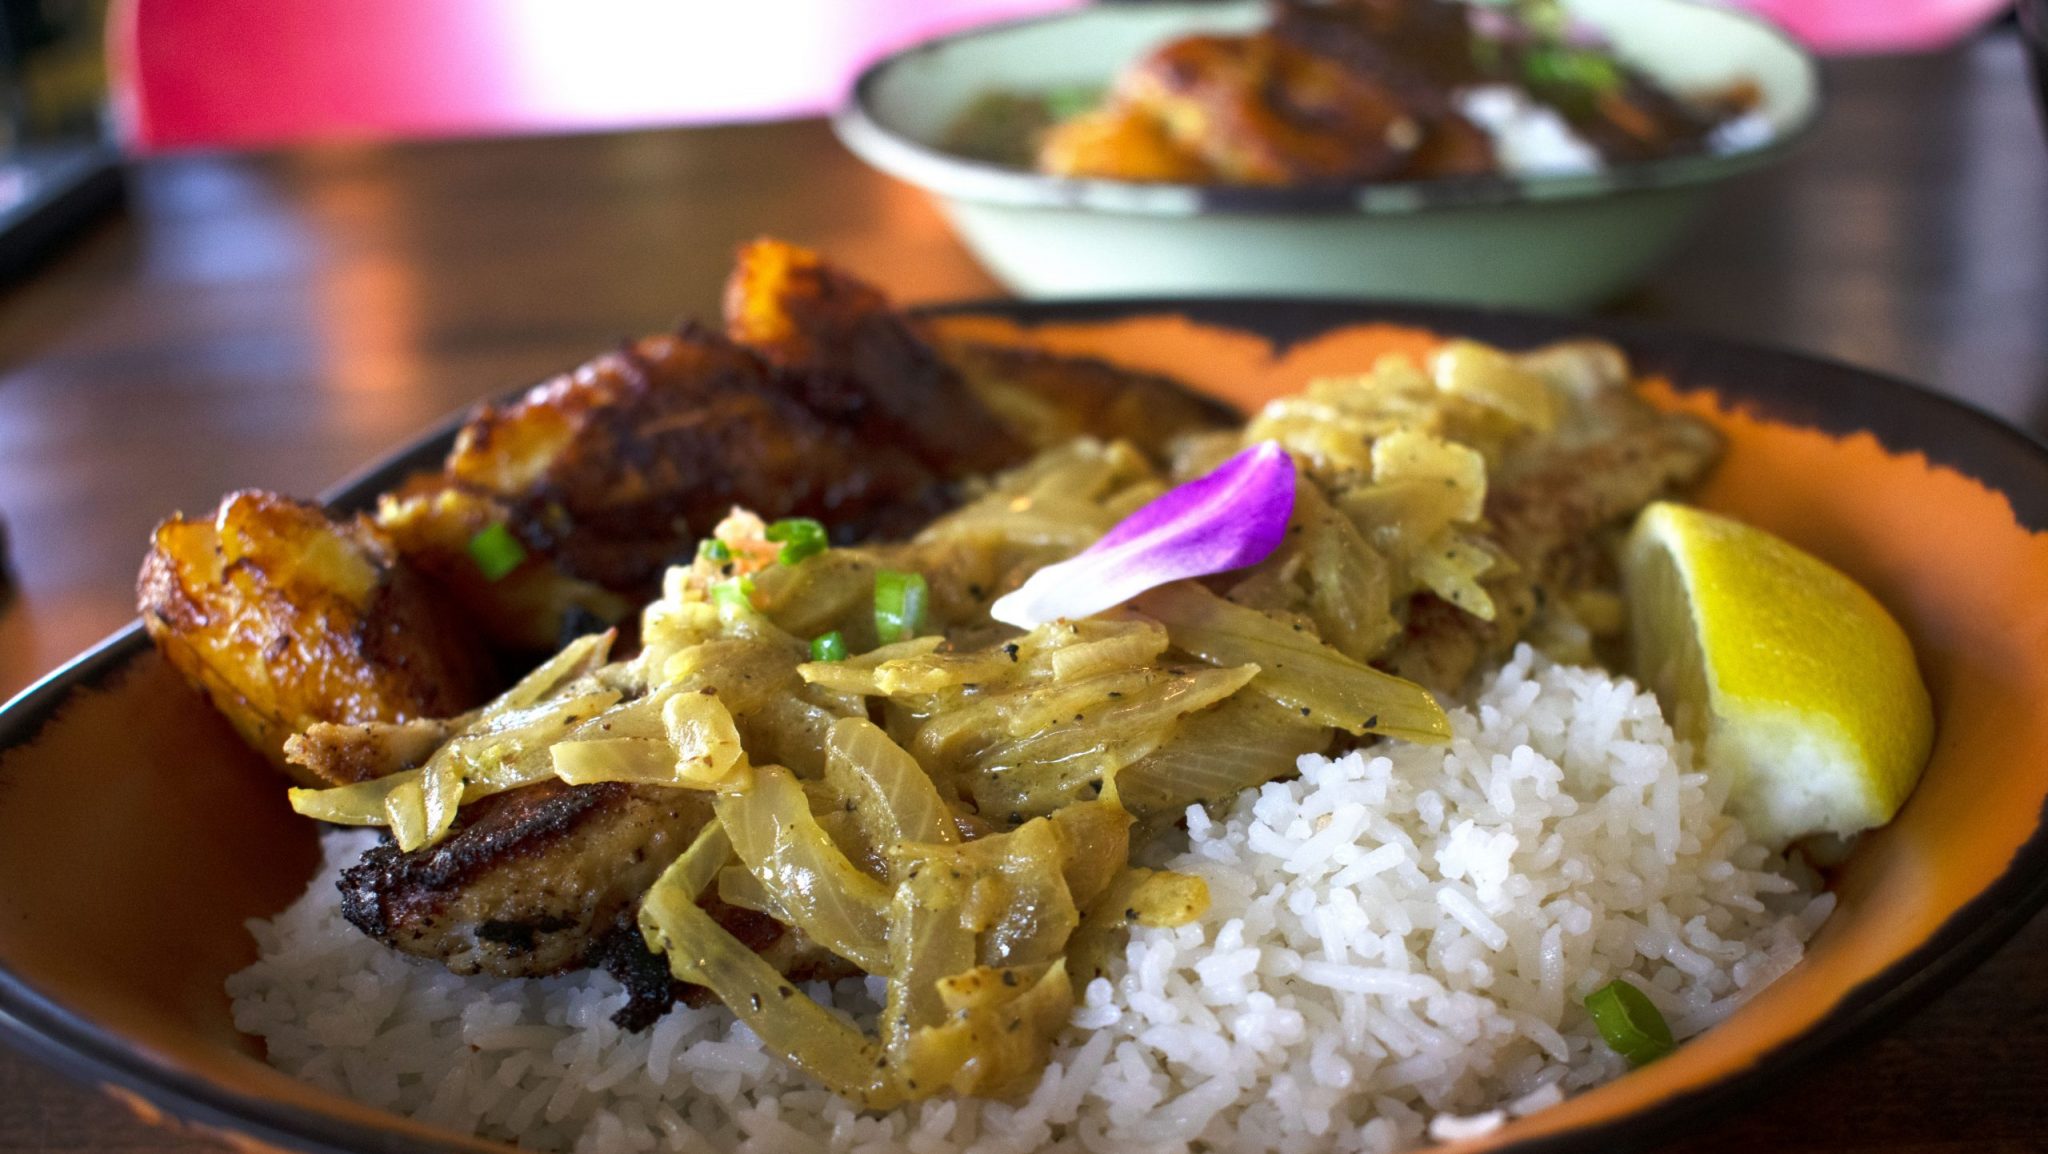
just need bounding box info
[1037,105,1214,183]
[1109,32,1420,186]
[138,491,493,783]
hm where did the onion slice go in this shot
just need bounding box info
[990,441,1296,629]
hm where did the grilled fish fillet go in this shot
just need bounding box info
[1382,373,1724,694]
[337,780,713,978]
[379,324,962,651]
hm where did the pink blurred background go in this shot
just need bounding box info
[111,0,1086,151]
[110,0,2014,154]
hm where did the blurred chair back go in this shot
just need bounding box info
[109,0,1081,153]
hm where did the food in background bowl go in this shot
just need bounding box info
[834,0,1819,305]
[127,245,1933,1151]
[951,0,1770,187]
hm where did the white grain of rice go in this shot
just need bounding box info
[229,645,1830,1153]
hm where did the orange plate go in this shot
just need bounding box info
[4,301,2046,1154]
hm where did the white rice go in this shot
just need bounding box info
[229,645,1831,1153]
[1454,86,1778,177]
[1454,86,1606,177]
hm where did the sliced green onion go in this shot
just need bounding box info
[1041,83,1103,122]
[698,538,733,563]
[873,570,929,644]
[711,576,757,621]
[810,630,848,662]
[467,523,526,582]
[1585,979,1674,1067]
[1524,46,1621,95]
[765,517,829,566]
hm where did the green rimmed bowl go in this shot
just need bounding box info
[834,0,1821,308]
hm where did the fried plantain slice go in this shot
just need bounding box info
[138,490,493,782]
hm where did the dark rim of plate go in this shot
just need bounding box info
[2,298,2047,1154]
[832,0,1825,216]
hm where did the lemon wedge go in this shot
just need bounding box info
[1623,501,1934,849]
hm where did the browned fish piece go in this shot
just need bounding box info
[1381,390,1723,694]
[138,490,493,781]
[337,779,714,978]
[725,238,1031,477]
[378,325,957,650]
[934,337,1239,462]
[1268,0,1487,112]
[1113,32,1419,186]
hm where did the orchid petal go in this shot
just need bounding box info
[990,441,1296,629]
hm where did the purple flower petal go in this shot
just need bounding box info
[990,441,1297,630]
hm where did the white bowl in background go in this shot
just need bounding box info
[835,0,1821,308]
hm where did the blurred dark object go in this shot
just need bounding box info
[0,0,119,285]
[2022,0,2048,138]
[0,511,13,607]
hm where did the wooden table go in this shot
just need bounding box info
[3,31,2046,1154]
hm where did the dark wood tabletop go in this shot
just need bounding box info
[3,29,2046,1154]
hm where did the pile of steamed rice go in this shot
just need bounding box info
[229,646,1832,1154]
[1454,86,1776,178]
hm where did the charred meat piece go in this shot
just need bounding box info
[726,238,1030,477]
[1039,1,1496,185]
[1273,0,1718,165]
[138,491,493,781]
[1540,71,1722,165]
[1269,0,1487,111]
[935,337,1238,462]
[1267,0,1498,180]
[338,779,714,978]
[1112,32,1420,186]
[378,325,955,650]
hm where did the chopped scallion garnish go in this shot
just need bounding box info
[1523,46,1621,95]
[711,576,757,621]
[765,517,829,566]
[467,523,526,582]
[698,538,733,563]
[809,631,848,662]
[1042,83,1104,123]
[1584,979,1674,1067]
[873,570,929,644]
